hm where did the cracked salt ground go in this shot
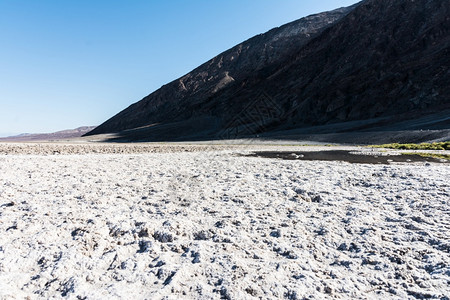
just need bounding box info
[0,148,449,299]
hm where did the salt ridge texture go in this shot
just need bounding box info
[0,146,449,299]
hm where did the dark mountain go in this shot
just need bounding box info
[0,126,96,142]
[86,0,450,142]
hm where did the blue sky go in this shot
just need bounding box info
[0,0,360,137]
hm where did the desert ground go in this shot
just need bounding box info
[0,142,449,299]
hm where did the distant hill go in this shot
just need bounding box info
[85,0,449,142]
[0,126,96,142]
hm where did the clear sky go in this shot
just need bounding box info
[0,0,360,137]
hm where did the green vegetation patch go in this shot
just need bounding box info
[370,142,450,150]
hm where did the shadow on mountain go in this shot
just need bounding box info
[98,109,450,145]
[86,0,450,144]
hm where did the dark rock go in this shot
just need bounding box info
[284,290,299,300]
[270,229,281,238]
[348,242,361,253]
[362,258,381,266]
[193,230,212,241]
[137,240,152,253]
[71,228,87,238]
[6,224,17,231]
[191,251,201,264]
[155,268,176,286]
[60,278,75,297]
[163,271,176,286]
[219,286,231,300]
[311,195,322,203]
[245,287,258,296]
[273,247,298,259]
[407,290,434,299]
[337,243,348,251]
[84,5,353,140]
[331,260,353,268]
[149,260,166,268]
[315,227,328,236]
[153,231,173,243]
[138,228,149,238]
[85,0,449,143]
[214,221,225,228]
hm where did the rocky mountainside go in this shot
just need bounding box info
[86,0,450,141]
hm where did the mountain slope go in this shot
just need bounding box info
[0,126,96,142]
[262,0,450,127]
[85,5,356,137]
[86,0,450,141]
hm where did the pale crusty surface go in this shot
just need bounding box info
[0,144,449,299]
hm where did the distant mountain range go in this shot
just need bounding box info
[85,0,450,142]
[0,126,96,142]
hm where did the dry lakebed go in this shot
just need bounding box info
[0,142,449,299]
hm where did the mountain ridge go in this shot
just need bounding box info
[86,4,357,137]
[0,126,96,142]
[86,0,450,142]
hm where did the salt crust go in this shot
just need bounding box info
[0,146,449,299]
